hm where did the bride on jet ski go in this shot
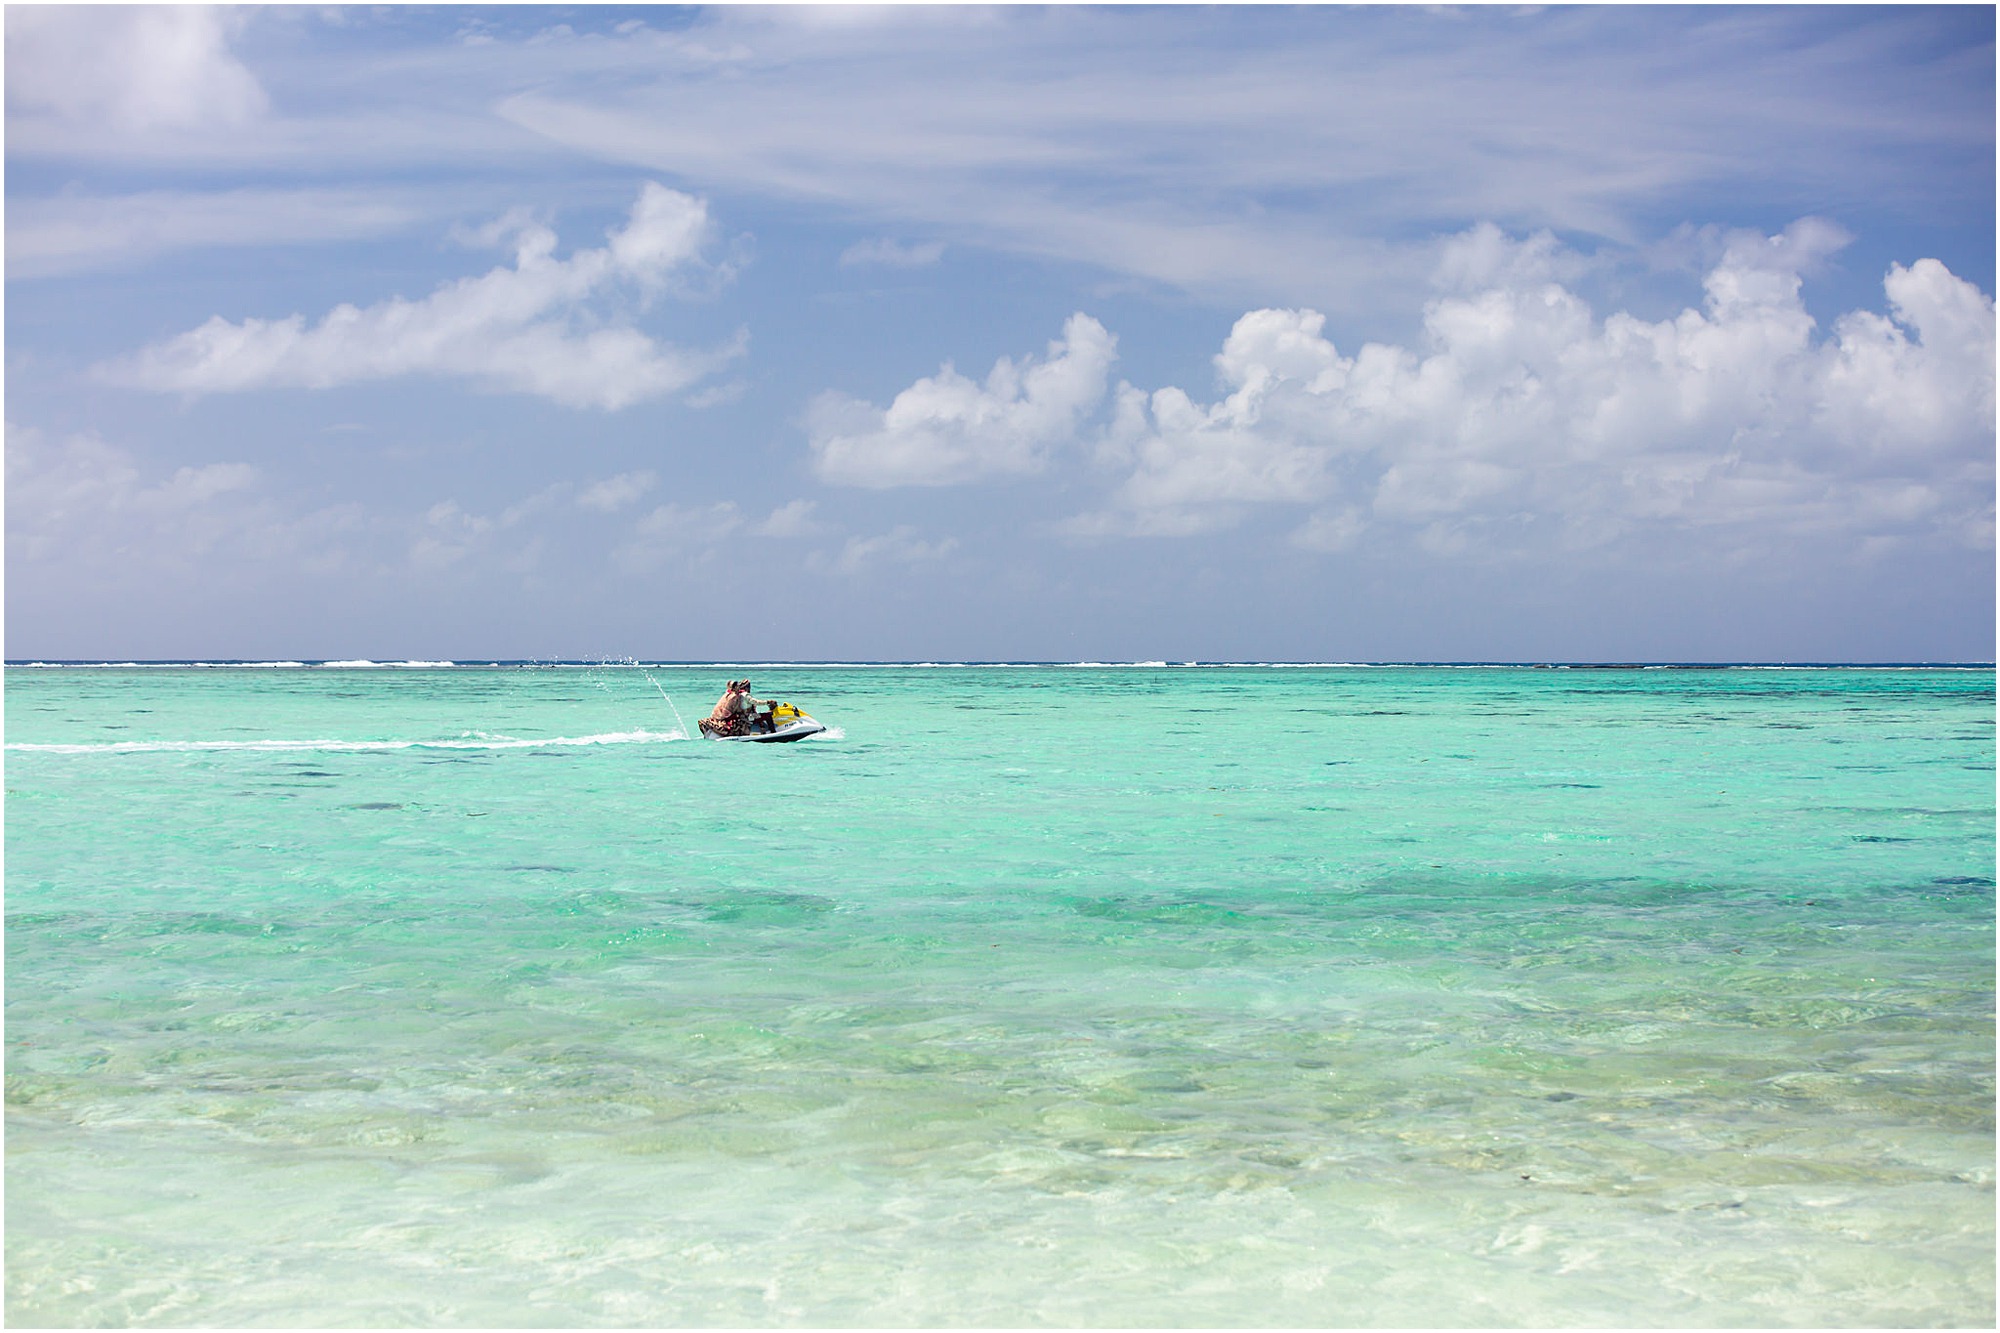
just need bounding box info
[698,679,826,742]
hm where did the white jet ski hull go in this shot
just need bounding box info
[709,718,826,743]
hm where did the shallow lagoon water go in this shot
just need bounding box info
[6,664,1993,1326]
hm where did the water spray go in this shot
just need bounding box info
[641,667,689,738]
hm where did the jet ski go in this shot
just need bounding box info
[699,700,827,743]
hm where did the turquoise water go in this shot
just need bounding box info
[6,663,1993,1327]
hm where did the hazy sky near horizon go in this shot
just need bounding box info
[6,4,1994,662]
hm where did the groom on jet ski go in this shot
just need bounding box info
[701,679,774,737]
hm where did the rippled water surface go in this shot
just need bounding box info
[6,664,1993,1326]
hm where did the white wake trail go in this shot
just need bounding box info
[7,730,686,755]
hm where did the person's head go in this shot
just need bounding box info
[738,680,753,695]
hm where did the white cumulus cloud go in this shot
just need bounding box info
[1065,223,1993,557]
[100,183,742,410]
[751,499,829,538]
[576,471,659,513]
[809,312,1116,486]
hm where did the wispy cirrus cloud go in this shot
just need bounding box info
[96,183,742,410]
[4,424,359,582]
[11,9,1986,315]
[5,5,266,133]
[6,187,424,279]
[840,238,945,269]
[491,6,1993,312]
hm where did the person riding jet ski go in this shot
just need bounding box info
[701,679,772,737]
[698,679,829,742]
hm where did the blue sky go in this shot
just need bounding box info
[6,4,1993,662]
